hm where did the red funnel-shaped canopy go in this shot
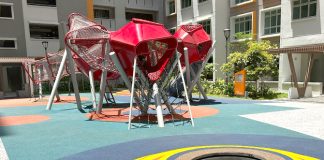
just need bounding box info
[65,13,119,80]
[174,24,212,65]
[110,18,178,82]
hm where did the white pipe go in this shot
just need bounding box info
[89,70,97,109]
[47,22,84,112]
[38,67,42,99]
[153,83,165,128]
[178,58,194,127]
[46,49,68,110]
[66,46,84,112]
[183,47,192,99]
[128,57,137,130]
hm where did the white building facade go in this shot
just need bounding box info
[0,0,60,98]
[280,0,324,93]
[165,0,230,80]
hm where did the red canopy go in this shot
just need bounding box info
[174,24,212,65]
[110,18,177,81]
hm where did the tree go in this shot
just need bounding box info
[221,40,278,82]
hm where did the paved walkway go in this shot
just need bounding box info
[1,93,323,159]
[242,101,324,140]
[280,95,324,103]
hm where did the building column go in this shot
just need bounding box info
[115,0,127,29]
[279,54,302,91]
[321,0,324,34]
[176,0,182,26]
[192,0,199,24]
[211,0,217,81]
[257,0,263,41]
[278,0,294,90]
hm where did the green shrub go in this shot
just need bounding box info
[199,79,234,97]
[201,63,214,80]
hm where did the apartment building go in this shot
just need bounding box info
[164,0,229,80]
[279,0,324,93]
[0,0,60,98]
[57,0,165,30]
[0,0,166,98]
[229,0,281,44]
[1,0,323,98]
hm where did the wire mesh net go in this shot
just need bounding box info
[65,13,118,74]
[46,49,72,78]
[181,24,202,33]
[176,24,212,65]
[129,53,193,127]
[32,60,50,84]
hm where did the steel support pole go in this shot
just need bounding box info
[225,37,229,84]
[183,47,192,99]
[110,52,143,110]
[89,70,97,109]
[46,22,84,112]
[66,46,84,112]
[43,62,61,101]
[128,57,137,130]
[46,50,68,110]
[38,68,42,99]
[189,67,208,100]
[188,42,216,94]
[153,83,165,128]
[178,58,194,127]
[97,53,109,114]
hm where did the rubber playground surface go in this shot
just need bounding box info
[0,92,324,160]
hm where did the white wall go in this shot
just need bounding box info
[214,0,230,80]
[22,0,60,57]
[174,0,229,80]
[279,0,324,89]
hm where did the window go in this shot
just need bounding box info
[181,0,191,9]
[235,0,250,4]
[94,9,110,19]
[0,3,13,19]
[169,1,175,14]
[126,12,154,21]
[199,0,208,3]
[29,24,58,39]
[27,0,56,7]
[0,39,16,49]
[264,9,281,35]
[292,0,317,20]
[198,19,211,34]
[234,15,252,35]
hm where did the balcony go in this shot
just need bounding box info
[93,0,115,6]
[94,18,116,31]
[127,0,159,11]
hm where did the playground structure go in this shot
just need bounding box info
[174,24,215,100]
[22,50,69,101]
[45,13,215,129]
